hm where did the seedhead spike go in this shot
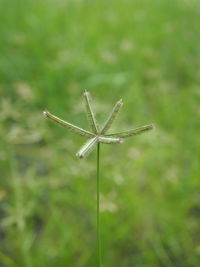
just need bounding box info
[76,137,98,158]
[100,98,123,135]
[105,124,155,138]
[43,110,95,138]
[83,90,99,134]
[99,137,124,144]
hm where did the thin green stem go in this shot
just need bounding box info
[97,142,102,267]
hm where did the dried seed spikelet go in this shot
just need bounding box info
[99,137,124,144]
[76,137,99,158]
[84,90,99,134]
[106,124,155,138]
[43,110,95,138]
[101,99,123,134]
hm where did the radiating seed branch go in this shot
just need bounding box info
[105,124,155,138]
[43,110,95,138]
[100,99,123,134]
[84,90,99,134]
[99,136,124,144]
[76,137,99,158]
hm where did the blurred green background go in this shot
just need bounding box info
[0,0,200,266]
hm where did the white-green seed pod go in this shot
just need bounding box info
[99,137,123,144]
[76,137,99,158]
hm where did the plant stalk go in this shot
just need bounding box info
[97,142,102,267]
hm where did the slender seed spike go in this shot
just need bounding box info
[105,124,155,138]
[43,110,95,138]
[76,137,99,158]
[100,99,123,134]
[84,90,99,134]
[99,136,124,144]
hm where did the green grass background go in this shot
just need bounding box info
[0,0,200,266]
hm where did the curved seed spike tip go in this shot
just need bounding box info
[76,137,98,158]
[105,124,155,138]
[43,110,49,116]
[43,110,95,138]
[83,90,99,134]
[100,99,123,134]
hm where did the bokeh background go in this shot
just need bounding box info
[0,0,200,266]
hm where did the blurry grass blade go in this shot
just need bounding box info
[84,90,99,134]
[101,99,123,134]
[0,252,18,267]
[105,124,155,138]
[76,137,98,158]
[43,111,95,138]
[99,136,124,144]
